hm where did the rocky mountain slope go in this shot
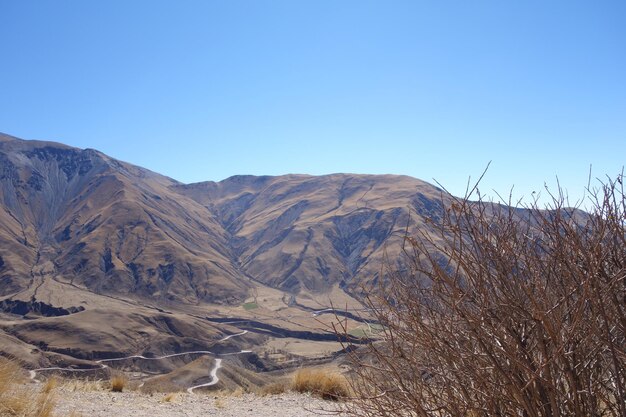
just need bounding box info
[177,173,446,298]
[0,133,447,307]
[0,133,250,305]
[0,133,592,394]
[0,132,452,383]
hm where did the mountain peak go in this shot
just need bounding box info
[0,133,448,305]
[0,133,456,379]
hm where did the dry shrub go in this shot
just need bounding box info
[0,357,20,397]
[0,357,56,417]
[259,381,287,396]
[41,378,57,395]
[214,397,225,409]
[292,369,349,401]
[60,378,105,392]
[229,387,245,397]
[339,173,626,417]
[160,393,177,403]
[109,374,127,393]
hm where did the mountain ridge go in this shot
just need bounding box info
[0,133,455,374]
[1,134,448,307]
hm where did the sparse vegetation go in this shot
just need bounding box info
[160,393,177,403]
[258,382,288,396]
[0,357,56,417]
[347,324,383,339]
[41,378,57,395]
[242,302,258,310]
[292,368,349,401]
[214,397,225,409]
[109,374,128,393]
[339,174,626,417]
[58,378,105,393]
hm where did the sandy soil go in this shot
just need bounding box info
[49,387,349,417]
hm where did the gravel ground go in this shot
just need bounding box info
[50,388,349,417]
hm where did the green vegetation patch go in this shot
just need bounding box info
[242,302,258,310]
[348,328,367,338]
[349,323,384,338]
[369,323,384,333]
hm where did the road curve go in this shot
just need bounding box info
[28,330,250,392]
[186,358,222,393]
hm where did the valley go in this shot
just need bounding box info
[0,132,449,391]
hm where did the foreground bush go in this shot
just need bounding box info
[340,174,625,417]
[292,369,349,401]
[0,358,56,417]
[258,382,288,396]
[109,374,128,393]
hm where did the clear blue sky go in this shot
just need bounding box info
[1,1,624,204]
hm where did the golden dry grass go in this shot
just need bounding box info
[292,368,349,401]
[59,379,105,393]
[214,397,225,409]
[160,393,177,403]
[229,387,245,397]
[0,357,56,417]
[41,378,57,395]
[109,374,128,393]
[258,382,288,396]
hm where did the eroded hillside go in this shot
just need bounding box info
[0,133,453,389]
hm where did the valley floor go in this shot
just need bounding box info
[45,386,348,417]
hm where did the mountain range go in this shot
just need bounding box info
[0,132,449,306]
[0,132,450,386]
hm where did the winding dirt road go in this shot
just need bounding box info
[29,330,250,391]
[186,358,221,393]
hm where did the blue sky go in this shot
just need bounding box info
[1,1,624,204]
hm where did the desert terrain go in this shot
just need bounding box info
[0,132,444,393]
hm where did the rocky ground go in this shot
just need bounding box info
[48,387,349,417]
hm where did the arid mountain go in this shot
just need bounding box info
[0,133,250,306]
[176,174,446,298]
[0,133,452,387]
[0,133,447,307]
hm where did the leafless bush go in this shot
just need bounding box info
[338,174,625,417]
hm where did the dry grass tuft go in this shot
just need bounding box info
[214,397,225,409]
[109,374,128,393]
[0,357,56,417]
[258,381,287,396]
[160,392,177,403]
[292,368,349,401]
[59,378,105,392]
[0,357,20,397]
[229,387,245,397]
[42,377,57,394]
